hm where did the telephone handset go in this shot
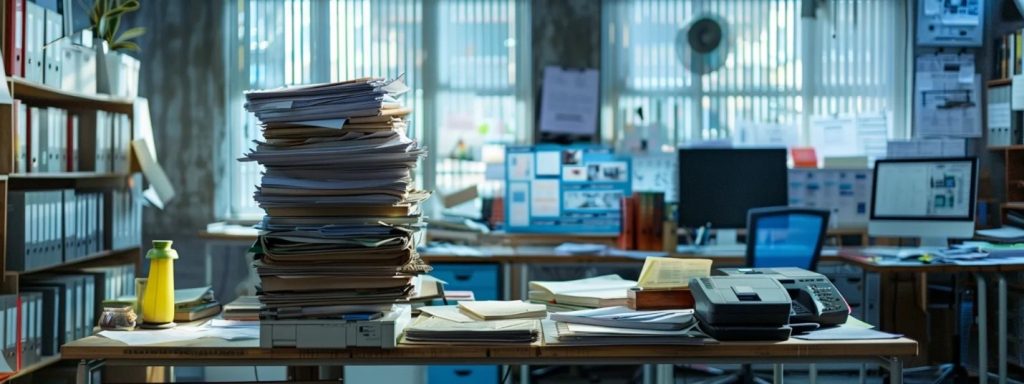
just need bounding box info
[718,267,849,326]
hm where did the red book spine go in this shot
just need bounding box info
[66,111,73,171]
[4,0,24,76]
[618,196,635,250]
[651,192,665,251]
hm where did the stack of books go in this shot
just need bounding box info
[174,287,222,322]
[102,286,222,322]
[240,76,432,324]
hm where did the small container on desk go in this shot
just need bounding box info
[627,287,695,310]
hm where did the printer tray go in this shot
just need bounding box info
[698,321,792,341]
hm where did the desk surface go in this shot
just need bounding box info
[61,336,917,365]
[837,249,1024,273]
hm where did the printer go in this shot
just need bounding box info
[717,267,849,326]
[260,305,412,349]
[689,275,793,341]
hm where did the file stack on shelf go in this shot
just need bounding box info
[240,76,432,349]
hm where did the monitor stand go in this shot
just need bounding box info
[919,237,949,248]
[716,229,739,246]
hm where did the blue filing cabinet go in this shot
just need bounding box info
[427,263,502,384]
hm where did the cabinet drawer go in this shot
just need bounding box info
[428,365,499,384]
[430,263,501,298]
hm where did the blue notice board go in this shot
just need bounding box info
[504,145,631,234]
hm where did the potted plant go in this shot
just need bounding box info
[91,0,144,97]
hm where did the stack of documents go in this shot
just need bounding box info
[239,75,432,322]
[544,306,707,346]
[404,315,539,345]
[529,275,637,311]
[550,306,697,331]
[543,320,707,346]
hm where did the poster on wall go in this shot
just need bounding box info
[505,145,631,234]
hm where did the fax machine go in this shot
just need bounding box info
[717,267,849,326]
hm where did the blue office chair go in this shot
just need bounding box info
[745,207,831,271]
[713,207,830,384]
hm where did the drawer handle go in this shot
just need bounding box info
[454,274,472,281]
[454,369,472,377]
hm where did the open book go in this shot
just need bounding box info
[528,275,637,309]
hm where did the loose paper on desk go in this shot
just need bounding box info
[458,300,547,320]
[637,257,712,289]
[976,226,1024,240]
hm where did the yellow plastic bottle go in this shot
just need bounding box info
[141,240,178,326]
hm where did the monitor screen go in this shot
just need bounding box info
[871,158,977,221]
[677,148,789,228]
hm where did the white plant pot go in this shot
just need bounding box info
[94,38,140,97]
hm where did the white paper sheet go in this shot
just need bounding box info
[538,66,600,136]
[98,325,259,346]
[913,54,981,138]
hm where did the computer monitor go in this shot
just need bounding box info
[869,157,978,246]
[677,148,789,230]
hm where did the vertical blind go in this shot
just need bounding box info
[226,0,531,218]
[601,0,907,148]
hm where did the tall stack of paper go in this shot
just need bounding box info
[239,75,432,324]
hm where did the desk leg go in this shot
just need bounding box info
[502,261,512,300]
[642,365,654,384]
[773,364,784,384]
[998,274,1007,384]
[204,241,213,286]
[518,263,530,384]
[76,360,103,384]
[889,357,903,384]
[656,364,674,384]
[978,274,989,384]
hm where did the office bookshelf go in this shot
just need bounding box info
[0,76,142,381]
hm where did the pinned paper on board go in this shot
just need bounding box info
[914,54,981,138]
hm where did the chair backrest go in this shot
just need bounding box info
[745,207,830,271]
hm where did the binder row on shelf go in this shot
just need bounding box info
[14,101,132,174]
[995,29,1023,80]
[2,0,98,92]
[986,84,1020,147]
[6,182,140,272]
[18,266,135,368]
[106,175,142,250]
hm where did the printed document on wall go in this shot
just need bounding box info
[913,54,981,138]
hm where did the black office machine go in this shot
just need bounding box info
[718,267,849,326]
[689,275,793,341]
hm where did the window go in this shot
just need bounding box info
[600,0,909,152]
[225,0,531,219]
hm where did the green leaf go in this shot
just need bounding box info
[106,16,120,41]
[110,41,140,52]
[115,27,146,42]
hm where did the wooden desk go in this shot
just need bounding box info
[838,249,1024,383]
[62,334,917,384]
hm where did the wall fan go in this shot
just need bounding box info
[675,15,731,75]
